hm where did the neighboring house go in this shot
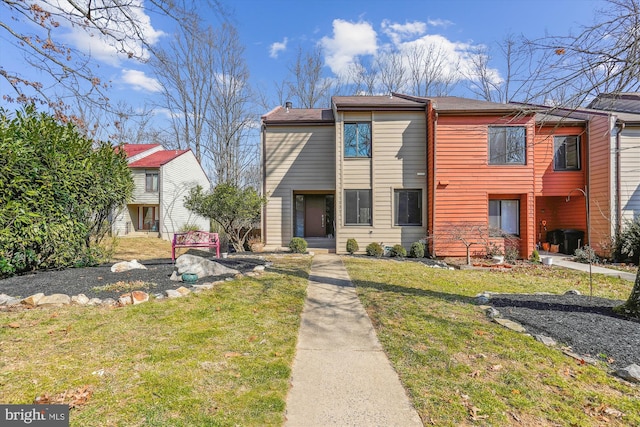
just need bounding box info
[111,144,211,240]
[261,93,635,258]
[586,93,640,254]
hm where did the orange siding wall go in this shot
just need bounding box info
[433,114,536,258]
[535,196,587,242]
[534,125,587,196]
[588,114,614,255]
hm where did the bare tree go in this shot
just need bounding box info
[287,46,335,108]
[205,22,256,187]
[406,43,459,97]
[525,0,640,106]
[0,0,216,114]
[377,51,408,94]
[152,21,257,187]
[153,20,216,162]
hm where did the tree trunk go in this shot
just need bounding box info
[615,268,640,319]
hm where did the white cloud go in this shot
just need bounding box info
[320,19,377,75]
[47,0,166,66]
[381,20,426,45]
[121,69,162,92]
[427,18,454,29]
[269,37,288,58]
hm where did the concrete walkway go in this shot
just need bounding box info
[541,252,637,282]
[284,254,422,427]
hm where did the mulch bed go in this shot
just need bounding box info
[489,293,640,370]
[0,255,266,301]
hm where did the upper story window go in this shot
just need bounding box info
[344,122,371,158]
[489,126,526,165]
[395,189,422,226]
[554,136,580,171]
[145,171,159,192]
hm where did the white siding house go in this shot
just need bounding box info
[112,144,211,241]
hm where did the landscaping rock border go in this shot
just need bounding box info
[475,291,640,384]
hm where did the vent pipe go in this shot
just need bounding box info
[285,101,292,112]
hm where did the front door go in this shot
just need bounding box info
[304,195,326,237]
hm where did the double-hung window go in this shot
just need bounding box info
[395,190,422,226]
[344,123,372,157]
[554,136,580,170]
[145,171,159,192]
[345,190,371,225]
[489,200,519,236]
[489,126,526,165]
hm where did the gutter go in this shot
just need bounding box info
[615,120,626,237]
[432,108,438,256]
[261,122,267,244]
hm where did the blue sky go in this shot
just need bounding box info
[1,0,606,117]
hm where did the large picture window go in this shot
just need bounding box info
[554,136,580,170]
[145,171,159,192]
[345,190,371,225]
[489,126,526,165]
[344,123,372,157]
[489,199,519,235]
[395,190,422,226]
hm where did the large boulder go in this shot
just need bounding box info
[111,260,147,273]
[175,254,239,278]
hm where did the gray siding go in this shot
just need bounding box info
[264,125,336,247]
[620,126,640,221]
[336,111,427,253]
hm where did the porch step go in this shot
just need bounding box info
[122,231,161,238]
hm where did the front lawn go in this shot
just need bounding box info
[344,257,639,426]
[0,255,311,427]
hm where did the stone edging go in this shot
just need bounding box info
[0,265,267,310]
[474,291,640,385]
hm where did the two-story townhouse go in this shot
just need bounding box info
[112,144,211,240]
[262,95,598,259]
[262,96,428,253]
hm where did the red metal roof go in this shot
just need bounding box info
[128,149,189,167]
[119,143,161,157]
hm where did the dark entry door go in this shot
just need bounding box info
[305,195,326,237]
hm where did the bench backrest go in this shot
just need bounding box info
[173,231,219,245]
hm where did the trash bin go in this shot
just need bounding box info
[546,229,563,245]
[562,229,585,255]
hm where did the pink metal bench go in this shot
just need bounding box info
[171,231,220,261]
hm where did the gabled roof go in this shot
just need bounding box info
[262,105,334,124]
[588,93,640,114]
[119,143,161,157]
[128,149,189,168]
[394,93,529,114]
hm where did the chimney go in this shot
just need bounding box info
[285,101,292,112]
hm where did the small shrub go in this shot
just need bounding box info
[346,238,359,254]
[529,249,541,264]
[504,236,520,263]
[390,244,407,258]
[410,242,425,258]
[179,223,201,232]
[574,245,598,264]
[366,242,384,257]
[619,217,640,263]
[288,237,307,254]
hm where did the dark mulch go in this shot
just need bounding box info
[489,293,640,370]
[0,255,266,301]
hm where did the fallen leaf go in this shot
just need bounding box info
[224,352,241,358]
[7,323,20,329]
[511,389,521,394]
[248,335,258,342]
[470,370,482,378]
[489,364,503,371]
[474,330,487,336]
